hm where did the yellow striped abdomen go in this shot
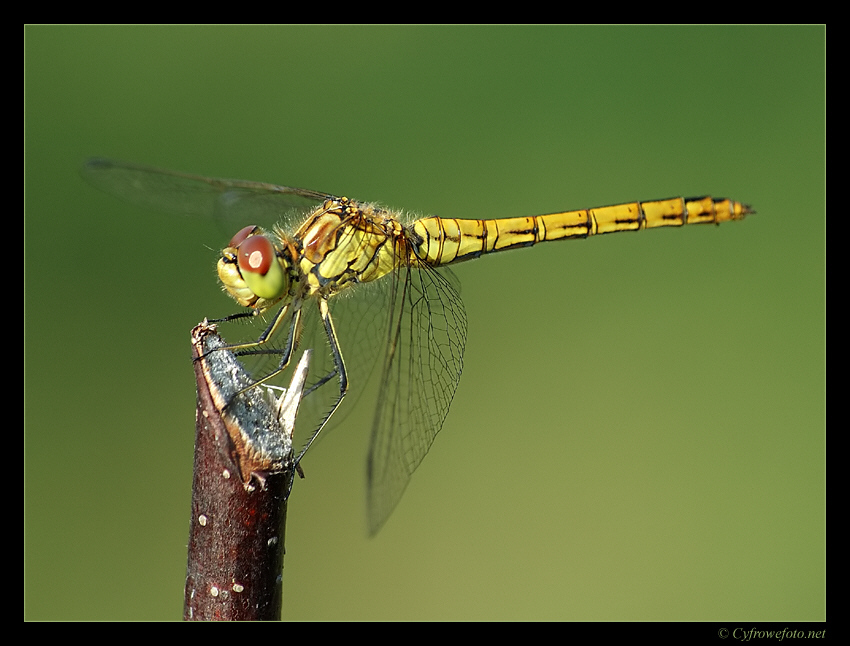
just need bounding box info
[410,196,753,266]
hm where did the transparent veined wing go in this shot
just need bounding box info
[81,158,332,229]
[366,255,467,535]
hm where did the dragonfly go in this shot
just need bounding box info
[83,158,753,534]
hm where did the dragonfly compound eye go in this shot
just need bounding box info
[236,234,288,299]
[229,224,259,248]
[237,234,274,275]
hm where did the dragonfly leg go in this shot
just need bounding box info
[228,305,303,396]
[196,300,295,370]
[295,297,348,465]
[302,368,339,398]
[222,299,298,353]
[207,310,257,324]
[193,310,264,366]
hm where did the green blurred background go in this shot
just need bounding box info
[25,26,824,620]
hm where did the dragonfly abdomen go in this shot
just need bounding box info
[411,196,753,266]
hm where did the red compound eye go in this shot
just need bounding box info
[237,234,275,275]
[229,225,258,248]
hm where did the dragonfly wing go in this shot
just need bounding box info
[366,259,467,535]
[81,158,331,227]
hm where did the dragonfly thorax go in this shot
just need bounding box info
[294,198,413,298]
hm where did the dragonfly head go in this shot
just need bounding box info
[218,225,291,310]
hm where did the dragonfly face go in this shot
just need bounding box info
[217,224,294,310]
